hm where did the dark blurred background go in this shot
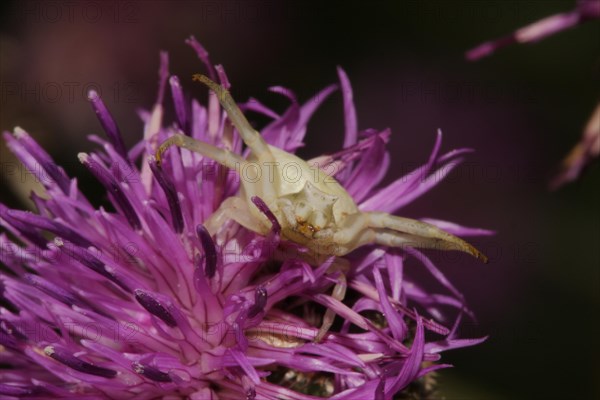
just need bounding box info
[1,1,598,399]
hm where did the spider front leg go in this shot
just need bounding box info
[204,197,270,237]
[192,74,282,209]
[367,212,488,262]
[192,74,271,159]
[331,211,487,261]
[154,136,275,238]
[156,132,244,169]
[157,75,283,224]
[158,74,272,167]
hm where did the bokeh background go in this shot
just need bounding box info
[1,1,598,399]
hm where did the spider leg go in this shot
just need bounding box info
[204,196,270,237]
[333,213,370,247]
[371,229,436,249]
[314,259,348,342]
[192,74,282,216]
[192,74,271,160]
[366,212,488,262]
[155,133,244,169]
[155,131,280,230]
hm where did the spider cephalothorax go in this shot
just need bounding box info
[280,181,338,234]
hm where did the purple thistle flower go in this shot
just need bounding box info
[1,37,490,398]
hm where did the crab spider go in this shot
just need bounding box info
[156,74,487,341]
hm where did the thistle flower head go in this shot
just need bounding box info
[0,37,489,399]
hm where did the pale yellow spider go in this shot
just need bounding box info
[156,74,487,341]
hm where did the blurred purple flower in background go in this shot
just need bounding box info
[0,38,489,399]
[467,0,600,189]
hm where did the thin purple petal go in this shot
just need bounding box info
[87,90,129,161]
